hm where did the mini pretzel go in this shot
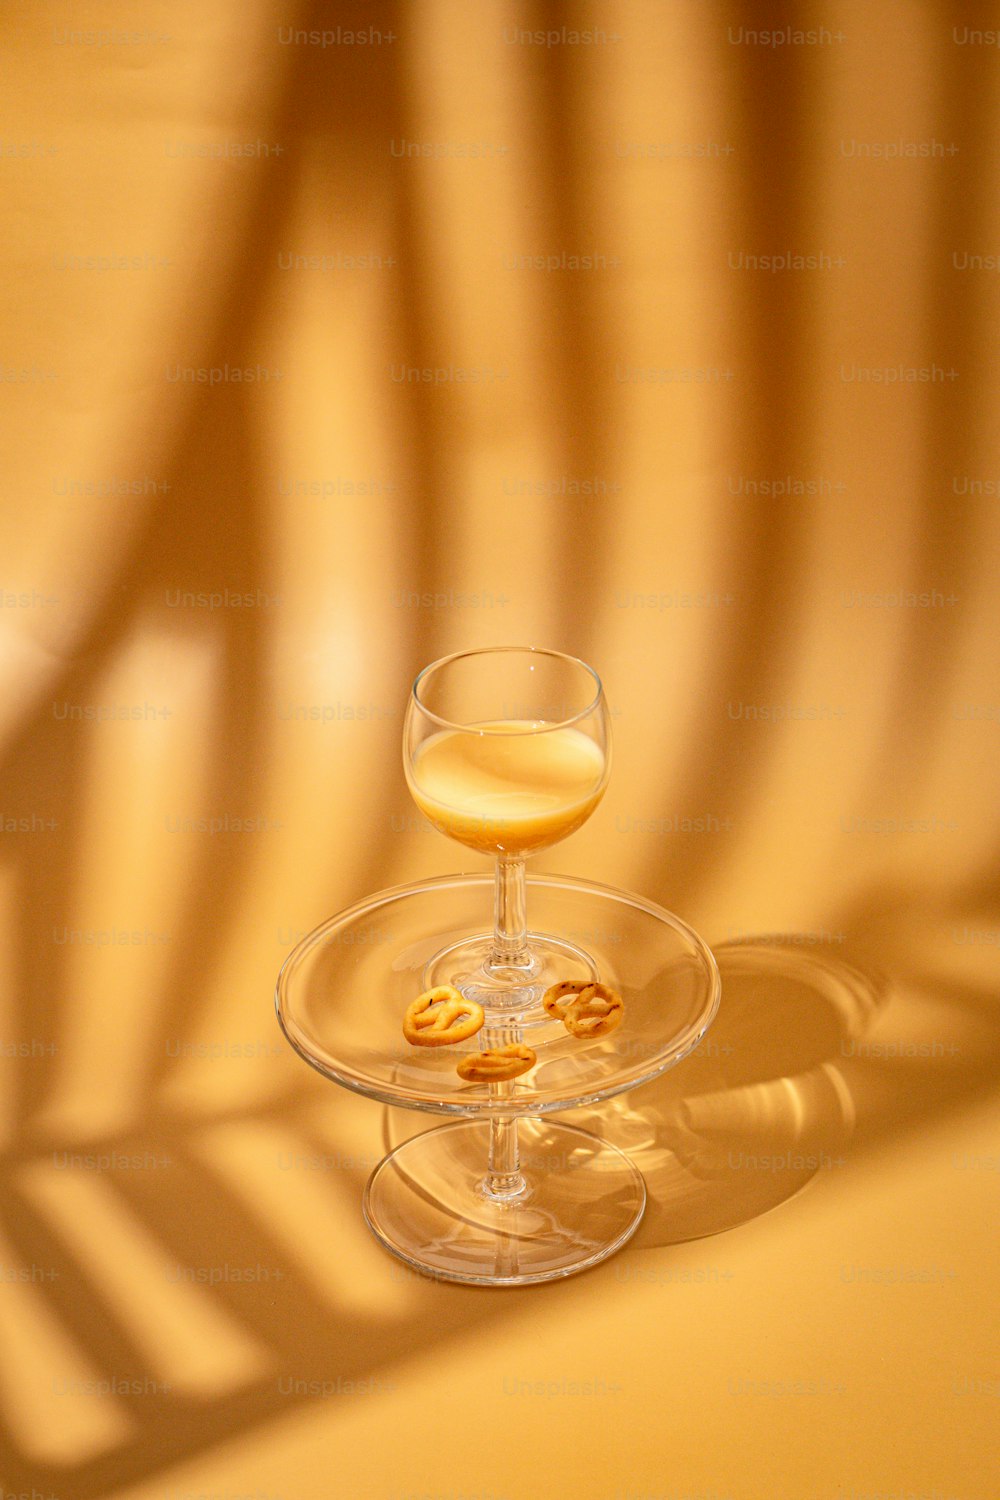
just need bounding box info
[542,980,589,1020]
[403,986,485,1047]
[456,1044,536,1083]
[563,983,624,1038]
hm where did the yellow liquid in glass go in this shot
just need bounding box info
[408,720,606,855]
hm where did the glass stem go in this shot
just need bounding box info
[490,855,529,970]
[485,1091,524,1199]
[482,859,530,1198]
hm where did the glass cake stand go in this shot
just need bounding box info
[275,872,720,1286]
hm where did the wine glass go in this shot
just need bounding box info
[403,646,611,1018]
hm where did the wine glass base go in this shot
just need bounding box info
[362,1119,646,1286]
[423,932,599,1024]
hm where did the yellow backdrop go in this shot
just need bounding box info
[2,2,997,1497]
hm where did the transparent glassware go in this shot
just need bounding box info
[275,649,721,1285]
[403,646,611,1016]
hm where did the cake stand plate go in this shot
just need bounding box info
[276,873,720,1284]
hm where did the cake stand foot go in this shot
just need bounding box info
[362,1119,646,1286]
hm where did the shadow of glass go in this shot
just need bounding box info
[562,942,889,1244]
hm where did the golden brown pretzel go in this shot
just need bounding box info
[542,980,589,1020]
[456,1044,537,1083]
[402,986,485,1047]
[563,982,624,1038]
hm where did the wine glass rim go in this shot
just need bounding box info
[411,645,604,734]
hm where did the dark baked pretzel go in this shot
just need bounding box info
[563,983,624,1038]
[542,980,589,1020]
[403,986,485,1047]
[456,1044,536,1082]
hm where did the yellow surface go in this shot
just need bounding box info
[1,2,998,1497]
